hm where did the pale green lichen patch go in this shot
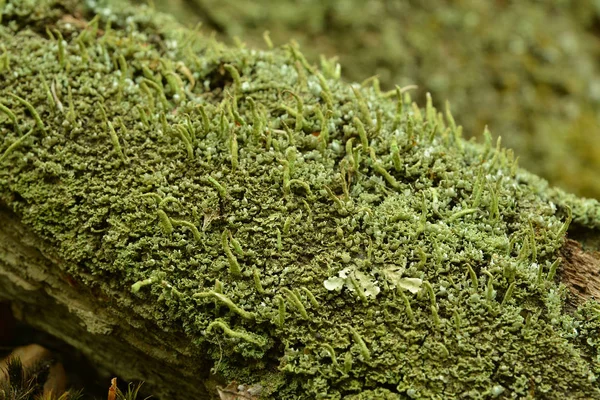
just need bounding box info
[0,0,599,398]
[142,0,600,200]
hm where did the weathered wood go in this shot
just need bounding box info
[560,238,600,304]
[0,204,218,399]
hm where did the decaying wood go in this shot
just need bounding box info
[0,204,222,400]
[560,238,600,304]
[1,195,599,399]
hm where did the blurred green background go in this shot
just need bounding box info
[140,0,600,199]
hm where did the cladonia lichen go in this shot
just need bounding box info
[0,0,599,398]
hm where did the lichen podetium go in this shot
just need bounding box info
[140,0,600,200]
[0,0,599,398]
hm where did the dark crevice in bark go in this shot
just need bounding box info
[568,223,600,253]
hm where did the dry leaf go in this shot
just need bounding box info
[108,377,117,400]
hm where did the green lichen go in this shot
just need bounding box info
[142,0,600,200]
[1,0,600,399]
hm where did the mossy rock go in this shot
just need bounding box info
[141,0,600,199]
[0,0,599,399]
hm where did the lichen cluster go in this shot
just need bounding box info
[1,0,599,398]
[143,0,600,200]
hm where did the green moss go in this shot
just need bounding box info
[0,0,599,398]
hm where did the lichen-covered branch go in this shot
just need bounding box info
[0,0,599,399]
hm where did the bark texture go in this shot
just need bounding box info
[560,237,600,304]
[0,204,218,399]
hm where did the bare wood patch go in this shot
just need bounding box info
[559,239,600,305]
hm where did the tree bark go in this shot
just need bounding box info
[2,203,600,399]
[0,203,219,399]
[560,237,600,305]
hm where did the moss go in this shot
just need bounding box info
[0,0,599,398]
[142,0,600,199]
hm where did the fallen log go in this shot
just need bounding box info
[0,0,599,399]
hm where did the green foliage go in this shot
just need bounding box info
[0,0,599,398]
[114,382,147,400]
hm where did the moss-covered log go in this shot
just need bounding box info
[1,0,599,399]
[141,0,600,200]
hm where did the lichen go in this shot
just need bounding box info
[0,0,599,398]
[143,0,600,200]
